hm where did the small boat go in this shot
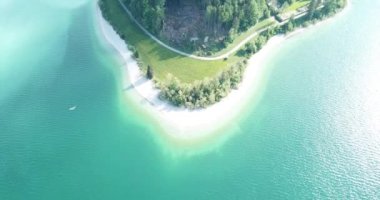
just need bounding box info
[69,106,77,111]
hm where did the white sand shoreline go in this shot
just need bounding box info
[96,3,350,142]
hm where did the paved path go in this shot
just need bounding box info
[117,0,309,61]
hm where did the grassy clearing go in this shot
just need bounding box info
[101,0,244,83]
[283,0,310,13]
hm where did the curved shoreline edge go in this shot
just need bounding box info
[96,1,351,142]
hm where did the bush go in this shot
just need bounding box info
[245,42,257,55]
[239,31,272,57]
[283,17,295,34]
[127,45,139,58]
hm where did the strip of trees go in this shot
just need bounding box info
[307,0,346,21]
[158,61,247,109]
[319,0,346,16]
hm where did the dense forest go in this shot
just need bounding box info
[122,0,166,34]
[122,0,345,54]
[200,0,270,33]
[123,0,270,36]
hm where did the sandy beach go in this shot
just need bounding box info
[96,2,350,142]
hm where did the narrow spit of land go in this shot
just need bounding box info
[97,9,285,140]
[98,0,348,141]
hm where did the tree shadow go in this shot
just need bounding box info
[123,76,148,91]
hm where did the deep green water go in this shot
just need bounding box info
[1,0,380,199]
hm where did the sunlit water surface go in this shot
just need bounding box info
[1,0,380,199]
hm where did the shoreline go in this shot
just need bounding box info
[96,2,350,142]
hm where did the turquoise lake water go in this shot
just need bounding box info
[1,0,380,199]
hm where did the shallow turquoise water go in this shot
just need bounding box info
[1,0,380,199]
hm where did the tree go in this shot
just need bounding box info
[308,0,322,19]
[284,17,295,33]
[245,42,257,55]
[146,65,154,80]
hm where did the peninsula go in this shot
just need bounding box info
[97,0,347,140]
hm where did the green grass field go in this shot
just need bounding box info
[283,0,311,13]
